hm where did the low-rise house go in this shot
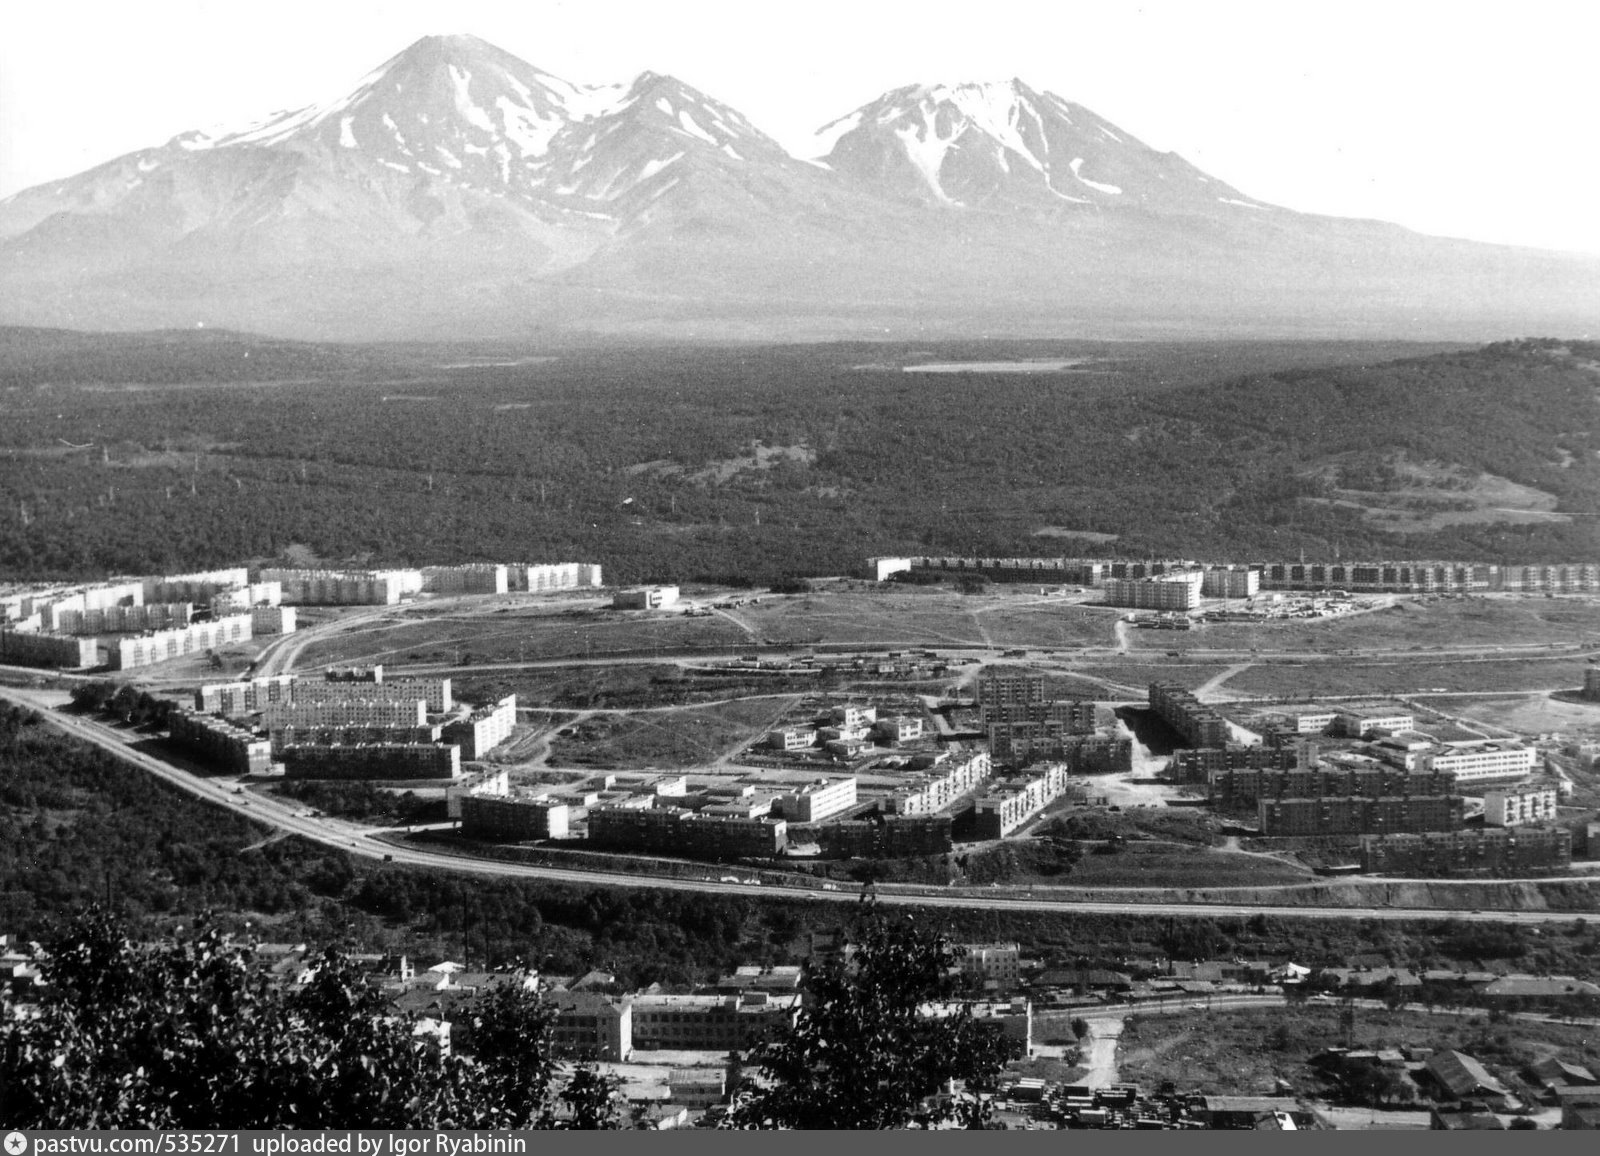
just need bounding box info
[1425,1051,1513,1108]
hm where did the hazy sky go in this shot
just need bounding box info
[4,0,1597,253]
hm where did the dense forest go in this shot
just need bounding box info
[5,703,1600,989]
[6,329,1599,584]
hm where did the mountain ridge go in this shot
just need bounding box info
[1,33,1596,342]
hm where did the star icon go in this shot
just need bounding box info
[4,1133,29,1156]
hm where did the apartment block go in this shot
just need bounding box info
[142,568,250,603]
[547,991,632,1061]
[959,943,1023,996]
[0,628,100,668]
[266,723,440,755]
[114,614,253,670]
[887,751,993,815]
[442,695,517,759]
[510,563,604,592]
[168,710,273,775]
[296,676,451,713]
[973,765,1074,839]
[281,742,461,781]
[259,568,423,606]
[587,806,787,858]
[631,992,801,1052]
[1210,766,1454,808]
[811,814,954,857]
[1148,683,1231,748]
[1257,794,1463,836]
[1103,570,1204,611]
[461,792,571,840]
[206,582,283,614]
[868,557,913,582]
[55,602,192,636]
[197,674,296,715]
[1483,784,1560,827]
[1202,567,1260,598]
[1170,745,1296,783]
[38,582,147,631]
[445,766,510,819]
[261,698,429,729]
[421,564,509,595]
[1360,828,1572,876]
[250,605,297,635]
[773,777,858,823]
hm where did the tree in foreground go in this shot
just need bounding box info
[725,908,1022,1129]
[0,908,625,1129]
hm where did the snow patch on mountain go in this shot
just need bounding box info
[1069,157,1121,195]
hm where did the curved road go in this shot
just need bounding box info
[4,685,1596,925]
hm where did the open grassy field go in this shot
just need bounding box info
[292,606,752,669]
[457,665,820,710]
[544,697,795,769]
[1127,596,1600,657]
[1223,656,1589,698]
[1072,664,1241,694]
[1434,693,1600,742]
[1118,1005,1596,1099]
[1061,844,1314,888]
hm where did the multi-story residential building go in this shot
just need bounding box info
[114,614,253,670]
[1420,740,1538,784]
[886,751,993,815]
[261,698,429,729]
[973,765,1074,839]
[1210,766,1454,808]
[258,568,423,606]
[421,564,510,595]
[249,605,297,635]
[0,628,100,668]
[55,602,193,636]
[207,582,284,614]
[1360,828,1572,876]
[511,563,604,593]
[1148,683,1231,748]
[830,704,878,728]
[958,943,1023,996]
[1483,784,1560,827]
[767,727,817,752]
[1170,745,1297,783]
[1257,794,1463,836]
[773,777,858,823]
[1103,571,1204,611]
[587,806,787,858]
[978,671,1045,718]
[1201,567,1260,598]
[265,723,440,755]
[37,582,147,631]
[612,586,679,610]
[813,814,954,857]
[197,674,296,715]
[297,676,452,713]
[445,766,510,819]
[281,741,461,781]
[461,792,571,840]
[630,992,801,1052]
[442,695,517,760]
[142,568,250,604]
[547,991,632,1061]
[168,710,273,775]
[868,557,913,582]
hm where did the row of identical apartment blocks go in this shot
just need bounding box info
[115,614,254,670]
[974,764,1076,839]
[900,555,1600,595]
[1210,765,1457,808]
[1360,828,1573,875]
[259,562,602,605]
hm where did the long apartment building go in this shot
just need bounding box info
[297,675,452,713]
[258,568,424,606]
[1170,744,1297,783]
[461,792,571,840]
[266,723,440,755]
[209,582,284,613]
[511,563,604,592]
[887,751,993,816]
[281,741,461,781]
[1103,570,1205,611]
[0,628,100,668]
[974,764,1075,839]
[421,565,509,595]
[441,695,516,760]
[587,806,788,859]
[198,674,296,715]
[168,710,273,775]
[1210,766,1456,808]
[262,698,429,729]
[1257,794,1463,836]
[1148,683,1231,748]
[1202,566,1260,598]
[141,568,250,603]
[114,614,253,670]
[1360,827,1572,876]
[55,602,192,636]
[1483,784,1560,827]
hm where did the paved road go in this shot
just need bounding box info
[7,685,1599,924]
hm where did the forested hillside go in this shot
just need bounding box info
[3,332,1596,584]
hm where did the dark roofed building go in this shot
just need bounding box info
[1425,1051,1512,1107]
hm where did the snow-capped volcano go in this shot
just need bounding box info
[0,34,1595,341]
[813,78,1266,211]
